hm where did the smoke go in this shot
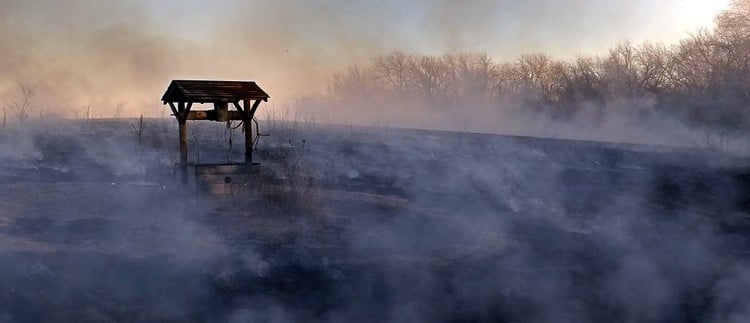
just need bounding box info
[229,122,750,322]
[1,112,750,321]
[2,2,749,322]
[2,0,748,321]
[0,121,233,321]
[0,0,726,118]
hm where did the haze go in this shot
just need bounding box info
[0,0,729,117]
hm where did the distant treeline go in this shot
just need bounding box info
[320,1,750,134]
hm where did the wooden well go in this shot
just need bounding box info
[160,79,270,184]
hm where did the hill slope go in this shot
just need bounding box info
[0,119,749,322]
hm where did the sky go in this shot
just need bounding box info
[0,0,731,117]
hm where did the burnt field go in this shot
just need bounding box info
[1,119,750,322]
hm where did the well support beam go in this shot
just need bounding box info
[177,102,189,166]
[232,101,244,113]
[168,102,178,116]
[245,99,263,164]
[177,101,188,183]
[174,101,193,183]
[243,99,253,164]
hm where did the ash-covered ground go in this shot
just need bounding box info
[1,119,750,322]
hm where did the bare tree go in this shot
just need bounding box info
[38,105,46,121]
[328,64,377,103]
[717,0,750,32]
[131,114,146,162]
[671,30,717,92]
[600,41,641,98]
[372,51,414,93]
[444,52,499,100]
[471,53,500,98]
[559,56,603,103]
[635,42,671,94]
[83,102,92,119]
[493,62,524,95]
[714,0,750,98]
[716,0,750,53]
[516,53,567,104]
[131,114,145,144]
[409,55,449,101]
[5,84,34,124]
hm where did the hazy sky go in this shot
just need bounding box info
[0,0,730,116]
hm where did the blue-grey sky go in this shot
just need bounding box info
[0,0,730,115]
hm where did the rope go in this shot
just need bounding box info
[227,120,244,130]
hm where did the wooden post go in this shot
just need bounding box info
[176,101,188,184]
[243,99,253,164]
[178,101,188,165]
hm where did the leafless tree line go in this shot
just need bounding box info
[324,0,750,134]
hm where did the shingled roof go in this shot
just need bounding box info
[161,80,270,104]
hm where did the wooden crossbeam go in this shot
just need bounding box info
[232,101,244,113]
[167,102,178,116]
[248,100,262,119]
[168,101,194,122]
[186,110,244,121]
[183,102,193,121]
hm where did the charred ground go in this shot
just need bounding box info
[1,119,749,322]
